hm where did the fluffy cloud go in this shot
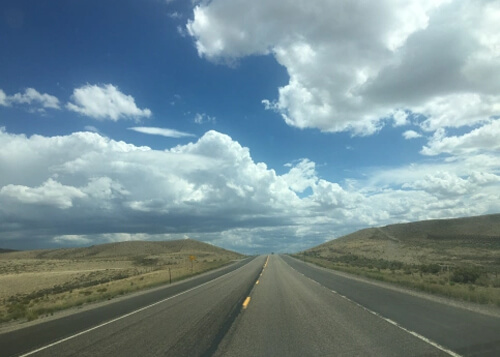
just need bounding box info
[128,127,195,138]
[1,128,499,253]
[282,159,317,193]
[403,130,422,139]
[0,178,86,209]
[0,88,60,109]
[66,84,152,120]
[403,172,470,197]
[0,128,301,250]
[187,0,500,136]
[422,119,500,156]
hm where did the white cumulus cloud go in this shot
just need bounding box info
[187,0,500,138]
[403,130,422,139]
[422,119,500,156]
[66,84,152,120]
[0,178,86,209]
[0,88,60,109]
[0,128,499,253]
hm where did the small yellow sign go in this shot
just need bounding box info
[189,255,196,261]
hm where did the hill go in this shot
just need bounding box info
[0,239,242,261]
[300,214,500,306]
[0,239,244,323]
[305,213,500,269]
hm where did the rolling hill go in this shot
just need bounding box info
[304,213,500,270]
[299,214,500,305]
[0,239,243,261]
[0,239,244,323]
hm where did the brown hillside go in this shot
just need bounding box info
[0,239,243,261]
[306,214,500,268]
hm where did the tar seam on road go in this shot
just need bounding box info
[284,257,463,357]
[17,259,255,357]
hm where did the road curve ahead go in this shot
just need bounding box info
[215,254,450,357]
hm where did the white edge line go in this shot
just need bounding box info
[284,257,462,357]
[19,259,253,357]
[330,289,462,357]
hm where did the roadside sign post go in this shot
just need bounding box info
[189,255,196,272]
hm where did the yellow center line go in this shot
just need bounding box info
[255,280,259,285]
[242,296,251,309]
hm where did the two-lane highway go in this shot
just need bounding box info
[215,255,449,356]
[1,256,264,357]
[283,255,500,356]
[2,254,499,356]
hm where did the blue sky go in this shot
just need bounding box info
[1,0,499,253]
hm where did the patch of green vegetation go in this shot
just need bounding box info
[450,266,484,284]
[133,256,160,266]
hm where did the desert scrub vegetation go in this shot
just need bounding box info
[293,252,500,307]
[0,256,236,324]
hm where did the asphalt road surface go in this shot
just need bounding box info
[282,255,500,357]
[216,255,448,357]
[0,256,262,357]
[2,254,499,356]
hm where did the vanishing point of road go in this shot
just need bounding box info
[1,255,499,356]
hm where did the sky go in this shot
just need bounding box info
[0,0,499,254]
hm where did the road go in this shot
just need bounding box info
[282,255,500,357]
[2,255,499,356]
[216,255,448,356]
[0,257,262,357]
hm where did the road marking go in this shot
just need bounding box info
[255,280,259,285]
[242,296,251,309]
[329,289,462,357]
[263,255,269,269]
[18,258,256,357]
[284,257,462,357]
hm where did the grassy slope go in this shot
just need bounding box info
[298,214,500,306]
[0,239,243,324]
[1,239,241,260]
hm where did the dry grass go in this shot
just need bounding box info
[0,239,243,324]
[299,213,500,307]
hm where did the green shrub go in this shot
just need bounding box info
[419,264,441,274]
[492,277,500,288]
[451,266,483,284]
[26,310,39,321]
